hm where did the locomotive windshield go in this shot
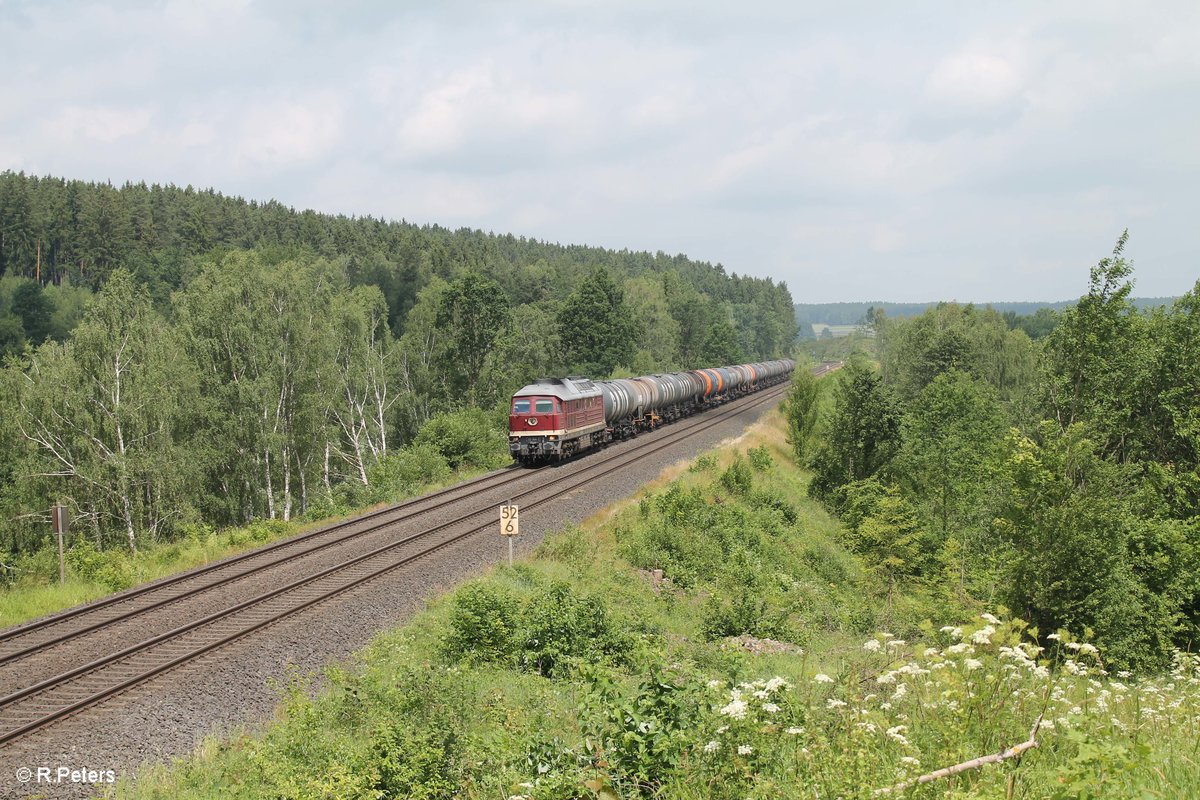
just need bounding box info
[534,399,554,413]
[513,399,531,413]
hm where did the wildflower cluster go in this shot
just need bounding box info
[685,614,1200,797]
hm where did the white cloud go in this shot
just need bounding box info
[926,51,1025,114]
[44,105,153,144]
[236,96,343,167]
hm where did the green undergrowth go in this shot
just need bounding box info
[0,445,503,630]
[114,413,1200,800]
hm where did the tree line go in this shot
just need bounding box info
[785,234,1199,671]
[0,171,797,568]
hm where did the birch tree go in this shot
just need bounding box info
[14,269,195,550]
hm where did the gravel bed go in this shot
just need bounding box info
[0,392,782,799]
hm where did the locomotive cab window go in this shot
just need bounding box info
[535,399,554,413]
[513,399,531,413]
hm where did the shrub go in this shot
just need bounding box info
[414,408,507,470]
[65,538,136,591]
[520,581,627,678]
[719,455,754,497]
[748,444,774,471]
[441,582,520,665]
[367,442,452,497]
[370,724,462,800]
[701,590,792,642]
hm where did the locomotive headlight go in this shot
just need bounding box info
[547,435,557,440]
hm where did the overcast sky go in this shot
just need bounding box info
[1,1,1197,303]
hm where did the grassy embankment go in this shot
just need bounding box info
[0,454,505,630]
[114,401,1200,800]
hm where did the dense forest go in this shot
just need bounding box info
[786,234,1200,671]
[0,170,796,566]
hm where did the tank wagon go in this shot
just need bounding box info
[508,360,795,465]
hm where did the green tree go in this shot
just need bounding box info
[781,363,821,462]
[994,423,1185,671]
[13,270,196,550]
[176,252,337,523]
[11,281,53,345]
[808,356,903,503]
[624,275,681,370]
[1042,232,1146,461]
[559,268,639,377]
[436,271,510,404]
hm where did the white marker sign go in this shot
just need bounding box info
[500,504,519,537]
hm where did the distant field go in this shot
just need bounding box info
[810,323,868,338]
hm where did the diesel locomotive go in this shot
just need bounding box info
[508,360,795,465]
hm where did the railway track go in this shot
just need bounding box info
[0,368,833,747]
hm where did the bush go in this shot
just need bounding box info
[701,590,792,642]
[748,444,774,471]
[719,455,753,497]
[520,581,628,677]
[368,443,452,497]
[65,538,136,591]
[414,408,507,470]
[441,583,520,665]
[441,579,631,678]
[371,723,462,800]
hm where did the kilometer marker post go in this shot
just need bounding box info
[500,502,519,566]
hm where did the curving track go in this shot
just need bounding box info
[0,367,838,750]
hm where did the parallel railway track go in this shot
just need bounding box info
[0,365,836,746]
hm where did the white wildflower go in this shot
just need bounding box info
[939,626,963,639]
[765,676,792,692]
[863,639,882,652]
[964,658,983,671]
[716,725,729,734]
[827,698,847,709]
[706,679,723,689]
[946,643,972,655]
[971,625,995,645]
[704,740,720,753]
[784,726,805,735]
[753,690,770,700]
[900,756,921,767]
[719,699,748,720]
[876,672,897,684]
[886,639,907,649]
[980,612,1001,625]
[814,673,834,683]
[737,744,753,755]
[924,647,941,658]
[1046,633,1061,641]
[763,702,780,713]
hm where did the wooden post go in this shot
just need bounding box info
[51,505,68,585]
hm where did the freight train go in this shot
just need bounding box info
[508,360,795,466]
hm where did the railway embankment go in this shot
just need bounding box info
[108,407,1200,799]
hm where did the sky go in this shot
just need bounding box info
[1,1,1197,303]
